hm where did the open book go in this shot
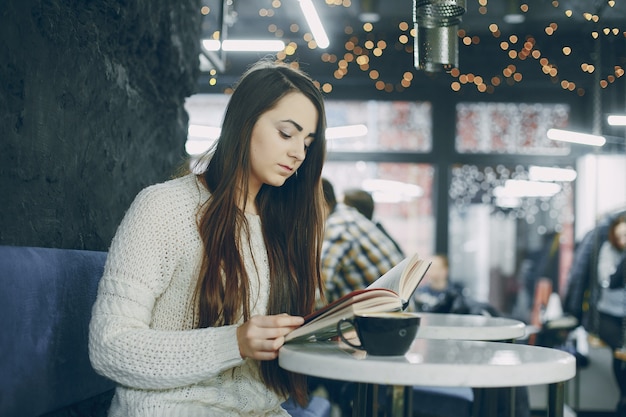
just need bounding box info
[285,252,431,343]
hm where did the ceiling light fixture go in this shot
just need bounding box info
[201,39,286,52]
[202,40,220,51]
[528,166,577,182]
[326,124,368,139]
[608,114,626,126]
[547,128,606,146]
[494,180,562,198]
[361,179,424,203]
[299,0,330,49]
[413,0,466,72]
[503,14,525,24]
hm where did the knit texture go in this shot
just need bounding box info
[88,174,289,417]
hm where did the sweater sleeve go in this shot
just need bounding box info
[89,182,245,390]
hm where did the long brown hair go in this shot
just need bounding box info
[193,60,326,405]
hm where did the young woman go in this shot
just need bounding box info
[89,60,327,416]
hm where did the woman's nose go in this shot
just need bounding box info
[289,139,306,161]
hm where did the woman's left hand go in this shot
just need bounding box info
[236,314,304,360]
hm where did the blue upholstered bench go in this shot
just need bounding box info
[0,246,113,417]
[0,246,329,417]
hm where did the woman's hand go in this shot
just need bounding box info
[236,314,304,360]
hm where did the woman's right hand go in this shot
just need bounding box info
[236,314,304,360]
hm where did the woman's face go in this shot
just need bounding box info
[248,92,318,192]
[615,221,626,250]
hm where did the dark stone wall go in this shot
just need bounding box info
[0,0,201,251]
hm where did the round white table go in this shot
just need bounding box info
[412,313,528,416]
[280,338,575,417]
[414,312,527,341]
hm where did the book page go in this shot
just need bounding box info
[365,256,409,293]
[398,256,431,300]
[301,288,377,324]
[306,288,399,326]
[284,253,430,343]
[285,289,402,342]
[365,252,430,302]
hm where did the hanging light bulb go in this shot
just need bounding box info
[413,0,466,72]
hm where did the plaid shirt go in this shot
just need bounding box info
[321,204,405,304]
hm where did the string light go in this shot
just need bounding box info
[200,1,624,95]
[318,0,625,94]
[436,1,625,94]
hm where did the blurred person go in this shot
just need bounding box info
[411,253,529,417]
[320,178,405,304]
[411,253,459,313]
[343,187,405,256]
[411,254,499,316]
[88,60,327,416]
[596,215,626,416]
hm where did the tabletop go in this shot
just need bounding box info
[279,338,576,388]
[414,312,527,341]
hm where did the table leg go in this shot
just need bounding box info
[546,382,565,417]
[509,386,516,417]
[353,383,369,417]
[372,384,380,416]
[472,388,499,417]
[574,371,581,411]
[405,386,413,416]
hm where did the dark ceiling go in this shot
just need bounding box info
[197,0,626,99]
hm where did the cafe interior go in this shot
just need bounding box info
[190,1,626,415]
[1,0,625,416]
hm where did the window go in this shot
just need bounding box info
[450,101,575,320]
[326,100,431,151]
[456,102,570,154]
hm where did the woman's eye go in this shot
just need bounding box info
[279,130,292,139]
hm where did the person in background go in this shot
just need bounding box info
[411,253,499,316]
[320,178,405,304]
[596,215,626,416]
[411,253,530,417]
[88,60,327,416]
[343,187,405,256]
[411,253,459,312]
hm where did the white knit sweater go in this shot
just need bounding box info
[88,174,290,417]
